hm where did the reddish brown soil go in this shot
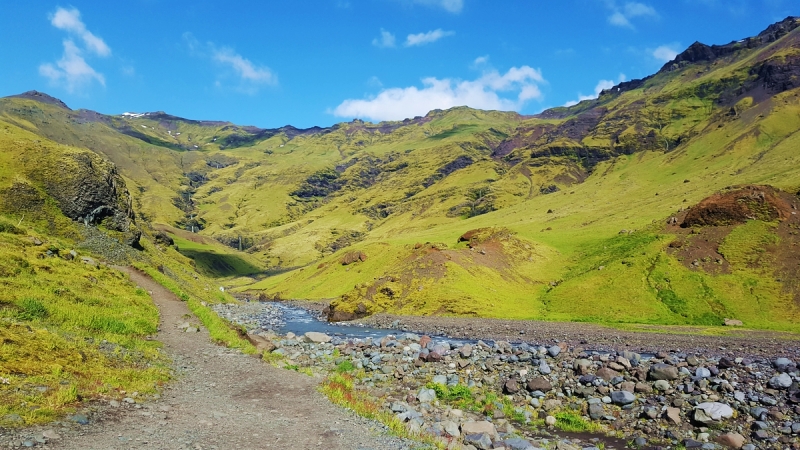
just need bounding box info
[665,184,800,302]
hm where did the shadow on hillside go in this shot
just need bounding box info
[177,248,264,278]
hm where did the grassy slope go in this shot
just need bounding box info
[0,121,172,424]
[1,23,799,331]
[0,122,254,426]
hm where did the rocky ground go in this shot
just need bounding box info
[0,270,415,450]
[215,301,800,450]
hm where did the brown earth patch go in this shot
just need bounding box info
[665,185,800,301]
[681,185,791,227]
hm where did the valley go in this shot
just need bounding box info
[1,15,800,450]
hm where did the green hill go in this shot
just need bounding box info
[2,17,800,331]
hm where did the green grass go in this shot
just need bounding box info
[171,235,264,278]
[3,28,800,332]
[320,373,444,449]
[0,230,170,427]
[554,410,603,433]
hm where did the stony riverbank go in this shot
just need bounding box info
[215,301,800,450]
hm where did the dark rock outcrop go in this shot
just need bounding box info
[34,149,142,247]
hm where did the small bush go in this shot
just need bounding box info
[17,298,48,320]
[335,360,355,373]
[555,411,601,433]
[0,220,24,235]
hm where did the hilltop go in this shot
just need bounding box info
[1,17,800,331]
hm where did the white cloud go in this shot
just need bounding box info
[606,1,657,29]
[372,29,396,48]
[39,39,105,93]
[50,7,110,57]
[564,74,626,107]
[472,55,489,67]
[405,29,455,47]
[624,2,656,17]
[653,44,679,62]
[212,47,276,84]
[412,0,463,13]
[608,11,632,27]
[40,7,109,92]
[183,33,277,93]
[332,66,545,122]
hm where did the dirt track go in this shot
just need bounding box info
[20,268,411,450]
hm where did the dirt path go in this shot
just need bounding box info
[40,268,412,450]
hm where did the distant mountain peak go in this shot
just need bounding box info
[6,91,71,110]
[661,16,799,72]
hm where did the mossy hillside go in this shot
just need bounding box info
[3,21,800,330]
[0,227,170,427]
[249,87,800,329]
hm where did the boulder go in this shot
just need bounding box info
[504,437,536,450]
[716,432,746,449]
[774,357,796,372]
[665,406,681,424]
[538,360,552,374]
[303,332,332,343]
[694,402,734,423]
[503,379,520,394]
[596,367,621,381]
[611,390,636,405]
[461,421,498,440]
[340,251,367,265]
[246,333,277,353]
[526,377,553,392]
[464,433,492,450]
[573,359,592,374]
[442,420,460,438]
[769,373,792,389]
[649,363,679,380]
[588,403,604,420]
[417,387,436,403]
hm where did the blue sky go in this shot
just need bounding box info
[0,1,795,128]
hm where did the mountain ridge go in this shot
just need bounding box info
[2,17,800,330]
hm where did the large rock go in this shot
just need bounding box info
[442,420,460,437]
[34,149,142,247]
[526,377,553,392]
[503,379,520,394]
[588,403,604,420]
[611,390,636,405]
[769,373,792,389]
[596,367,621,381]
[417,387,436,403]
[694,402,734,423]
[649,363,679,380]
[538,360,552,374]
[246,333,276,353]
[340,251,367,265]
[303,331,331,343]
[573,359,592,374]
[773,357,796,372]
[461,421,498,440]
[716,432,746,449]
[665,406,681,424]
[504,437,536,450]
[464,433,492,450]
